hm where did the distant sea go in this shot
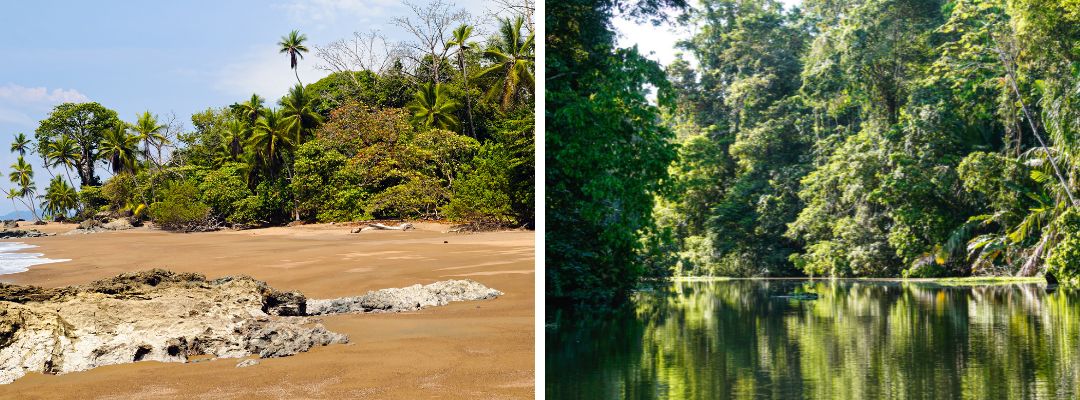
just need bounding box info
[0,242,69,275]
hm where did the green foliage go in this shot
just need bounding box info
[291,140,350,221]
[77,186,107,215]
[547,0,684,306]
[445,143,514,223]
[198,163,252,221]
[34,102,120,186]
[148,181,212,231]
[101,173,138,210]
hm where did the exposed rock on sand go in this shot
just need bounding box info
[0,230,51,239]
[307,280,503,315]
[68,218,135,234]
[0,270,501,384]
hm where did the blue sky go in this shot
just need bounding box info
[0,0,498,215]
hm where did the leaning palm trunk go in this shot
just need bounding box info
[993,38,1078,207]
[1018,233,1049,277]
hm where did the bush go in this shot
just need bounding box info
[1048,210,1080,286]
[444,144,514,224]
[77,186,107,217]
[149,181,213,231]
[102,173,138,210]
[199,163,251,221]
[365,176,447,219]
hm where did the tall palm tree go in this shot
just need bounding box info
[8,156,39,221]
[47,135,80,188]
[278,30,310,85]
[10,133,30,155]
[476,16,535,110]
[100,123,140,175]
[280,84,323,145]
[447,24,477,137]
[132,111,167,165]
[407,83,461,131]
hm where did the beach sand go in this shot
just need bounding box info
[0,222,534,399]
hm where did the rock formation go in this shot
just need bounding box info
[0,270,500,383]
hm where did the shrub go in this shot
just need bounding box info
[101,173,138,210]
[77,186,107,217]
[199,163,251,220]
[444,143,514,224]
[149,181,213,231]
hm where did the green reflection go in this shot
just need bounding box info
[547,280,1080,399]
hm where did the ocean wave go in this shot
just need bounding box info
[0,242,70,275]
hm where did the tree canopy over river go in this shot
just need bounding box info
[547,0,1080,307]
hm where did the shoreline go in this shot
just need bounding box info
[666,275,1048,285]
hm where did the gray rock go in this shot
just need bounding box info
[307,279,502,315]
[79,219,102,230]
[235,359,259,368]
[0,271,500,385]
[102,218,133,231]
[0,229,50,239]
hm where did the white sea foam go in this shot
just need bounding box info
[0,242,69,275]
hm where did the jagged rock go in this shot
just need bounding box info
[0,270,500,385]
[102,218,133,231]
[32,220,46,226]
[2,221,17,229]
[0,271,345,384]
[236,359,259,368]
[306,280,503,315]
[0,230,50,239]
[79,219,102,230]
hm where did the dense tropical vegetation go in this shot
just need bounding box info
[5,0,534,231]
[548,0,1080,307]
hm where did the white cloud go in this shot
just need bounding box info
[213,45,330,100]
[0,84,89,105]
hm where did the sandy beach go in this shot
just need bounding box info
[0,222,534,399]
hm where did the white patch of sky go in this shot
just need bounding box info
[0,0,506,215]
[614,0,803,67]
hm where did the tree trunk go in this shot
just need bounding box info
[459,53,476,137]
[1018,234,1048,277]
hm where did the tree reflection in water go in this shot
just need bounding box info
[547,280,1080,399]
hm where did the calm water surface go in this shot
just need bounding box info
[547,279,1080,399]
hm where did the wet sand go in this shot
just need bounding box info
[0,223,534,399]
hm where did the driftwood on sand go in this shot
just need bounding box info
[349,223,414,233]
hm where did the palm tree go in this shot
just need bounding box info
[447,24,477,137]
[280,84,323,145]
[132,111,167,166]
[237,94,265,127]
[8,156,39,221]
[41,176,77,220]
[47,135,80,188]
[476,16,535,110]
[407,83,462,131]
[10,133,30,155]
[225,120,253,160]
[99,123,140,175]
[249,108,292,176]
[278,30,310,85]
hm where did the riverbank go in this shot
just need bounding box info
[0,222,534,399]
[669,275,1048,285]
